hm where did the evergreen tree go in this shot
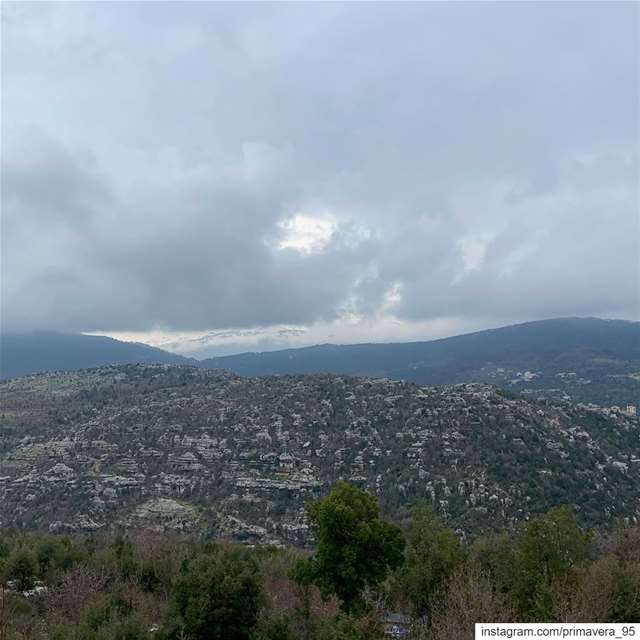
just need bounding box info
[165,548,263,640]
[5,548,37,591]
[401,505,465,617]
[291,481,405,613]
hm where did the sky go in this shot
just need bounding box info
[2,2,638,357]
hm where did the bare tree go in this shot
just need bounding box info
[417,568,515,640]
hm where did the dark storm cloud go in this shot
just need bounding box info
[2,2,638,334]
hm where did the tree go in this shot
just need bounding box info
[35,537,81,578]
[469,532,517,597]
[291,481,405,613]
[113,534,137,580]
[401,505,465,617]
[552,555,618,622]
[166,548,263,640]
[609,561,640,623]
[73,596,149,640]
[426,567,515,640]
[511,506,591,620]
[552,554,640,623]
[5,549,37,591]
[318,614,367,640]
[36,539,60,577]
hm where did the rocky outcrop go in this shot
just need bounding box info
[1,364,639,544]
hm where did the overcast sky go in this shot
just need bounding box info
[2,2,638,357]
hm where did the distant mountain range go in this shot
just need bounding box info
[2,318,639,405]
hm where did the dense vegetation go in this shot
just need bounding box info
[2,365,639,541]
[1,483,639,640]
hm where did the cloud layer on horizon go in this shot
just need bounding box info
[2,2,638,352]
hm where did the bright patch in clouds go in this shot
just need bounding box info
[382,282,403,312]
[458,236,489,273]
[278,213,337,254]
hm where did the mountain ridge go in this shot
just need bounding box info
[0,330,195,379]
[2,318,638,406]
[199,317,640,406]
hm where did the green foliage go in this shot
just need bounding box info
[37,538,61,576]
[73,596,150,640]
[0,498,638,639]
[468,507,593,621]
[51,624,75,640]
[292,482,405,613]
[610,562,640,623]
[318,615,368,640]
[165,548,263,640]
[99,617,149,640]
[400,505,465,616]
[113,534,138,580]
[81,598,114,633]
[5,547,37,590]
[0,535,12,559]
[138,560,161,593]
[511,506,591,620]
[250,615,295,640]
[469,532,518,595]
[35,537,82,578]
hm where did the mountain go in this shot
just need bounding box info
[201,318,640,406]
[3,319,639,406]
[0,331,193,379]
[1,364,638,541]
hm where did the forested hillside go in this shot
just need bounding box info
[1,364,638,542]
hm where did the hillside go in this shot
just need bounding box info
[0,331,193,379]
[201,318,640,406]
[3,319,638,407]
[1,364,638,543]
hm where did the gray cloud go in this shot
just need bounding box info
[2,2,638,341]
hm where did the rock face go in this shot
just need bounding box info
[128,498,200,532]
[1,364,639,545]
